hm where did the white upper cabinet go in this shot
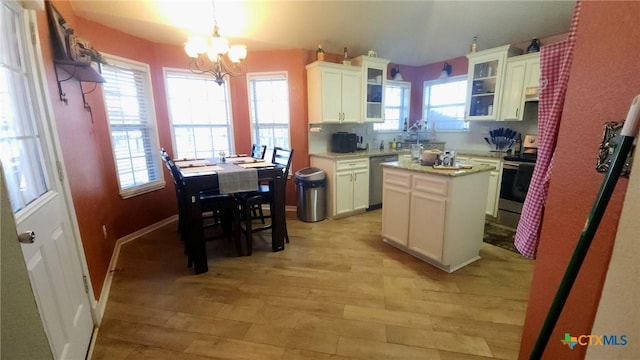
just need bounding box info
[306,61,362,124]
[465,45,522,121]
[352,56,390,123]
[499,53,540,121]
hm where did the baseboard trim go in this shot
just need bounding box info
[93,215,178,325]
[93,206,296,323]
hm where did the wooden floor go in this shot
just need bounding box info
[92,210,533,360]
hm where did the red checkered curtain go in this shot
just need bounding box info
[514,2,581,258]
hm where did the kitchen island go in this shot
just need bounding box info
[381,160,495,272]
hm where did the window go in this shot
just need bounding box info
[423,76,468,131]
[101,56,163,198]
[0,1,48,212]
[375,80,411,132]
[164,69,234,158]
[247,72,290,159]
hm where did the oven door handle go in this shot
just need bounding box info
[503,162,519,170]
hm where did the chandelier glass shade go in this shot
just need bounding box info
[184,8,247,85]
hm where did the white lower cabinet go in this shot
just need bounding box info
[409,187,446,261]
[382,167,490,272]
[381,170,411,246]
[335,165,369,216]
[456,156,502,217]
[310,156,370,218]
[469,158,502,217]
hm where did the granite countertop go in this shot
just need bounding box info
[310,149,410,160]
[454,149,510,159]
[310,149,509,161]
[381,159,495,177]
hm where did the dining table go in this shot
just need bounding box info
[175,156,287,274]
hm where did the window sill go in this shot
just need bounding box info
[120,180,165,199]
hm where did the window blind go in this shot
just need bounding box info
[376,81,410,132]
[248,73,290,157]
[102,59,162,196]
[164,70,233,158]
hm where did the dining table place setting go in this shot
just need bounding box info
[173,158,213,168]
[225,156,265,164]
[179,164,224,174]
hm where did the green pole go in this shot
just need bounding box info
[529,95,640,360]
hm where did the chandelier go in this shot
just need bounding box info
[184,1,247,85]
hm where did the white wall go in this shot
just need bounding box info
[586,144,639,359]
[308,117,538,154]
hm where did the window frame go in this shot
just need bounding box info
[1,0,51,213]
[375,80,411,133]
[163,67,235,159]
[100,54,164,199]
[422,75,469,132]
[246,71,291,159]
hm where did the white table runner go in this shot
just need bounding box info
[216,163,258,194]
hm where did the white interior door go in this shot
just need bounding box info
[1,2,93,359]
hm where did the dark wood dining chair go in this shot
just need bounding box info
[160,148,187,233]
[167,160,242,264]
[251,144,267,159]
[160,147,171,163]
[236,147,293,255]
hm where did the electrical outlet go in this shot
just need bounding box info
[102,225,107,239]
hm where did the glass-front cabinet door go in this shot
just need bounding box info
[353,56,390,123]
[465,45,521,121]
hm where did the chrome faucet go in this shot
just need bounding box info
[407,120,424,144]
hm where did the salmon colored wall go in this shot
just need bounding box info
[37,1,317,296]
[37,1,176,298]
[152,45,315,206]
[518,2,639,359]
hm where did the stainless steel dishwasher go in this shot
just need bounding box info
[368,154,398,210]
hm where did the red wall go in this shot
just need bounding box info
[37,1,175,297]
[518,2,639,359]
[38,1,318,297]
[393,57,469,126]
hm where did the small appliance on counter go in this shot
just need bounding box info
[503,134,537,163]
[331,132,357,153]
[523,134,538,155]
[355,135,368,151]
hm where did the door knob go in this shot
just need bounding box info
[18,231,35,244]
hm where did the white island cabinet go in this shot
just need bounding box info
[382,162,493,272]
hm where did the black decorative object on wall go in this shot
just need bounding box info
[46,2,72,61]
[46,2,105,110]
[596,121,634,177]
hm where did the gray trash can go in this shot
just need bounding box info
[295,167,326,222]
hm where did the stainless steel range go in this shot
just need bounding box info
[497,135,538,228]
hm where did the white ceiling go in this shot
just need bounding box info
[69,0,576,66]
